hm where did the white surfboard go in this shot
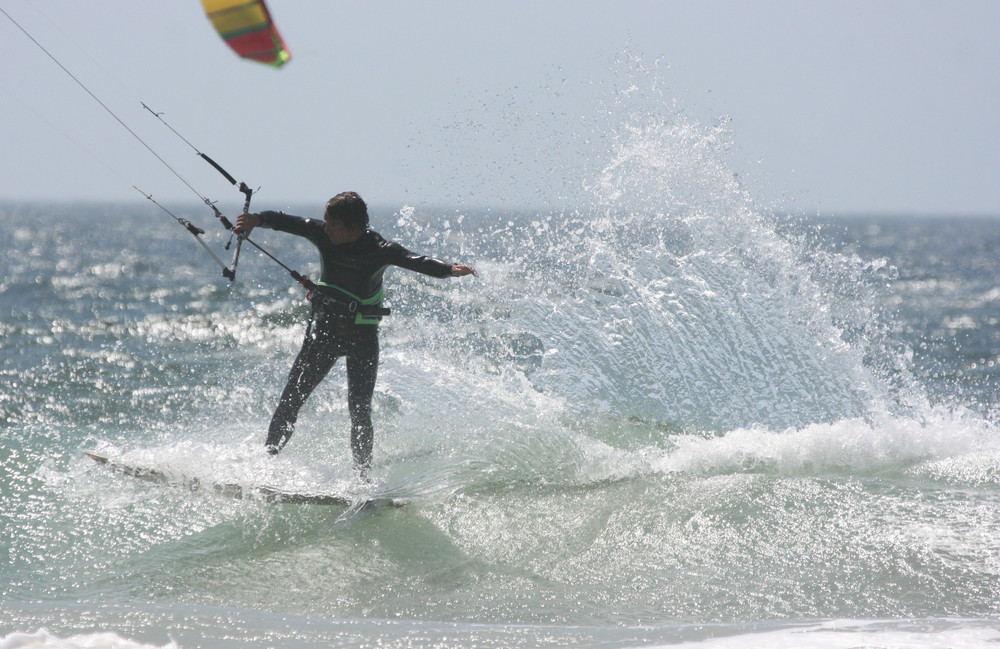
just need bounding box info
[84,451,398,507]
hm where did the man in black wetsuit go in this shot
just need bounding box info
[235,192,476,476]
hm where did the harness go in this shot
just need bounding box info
[310,282,391,325]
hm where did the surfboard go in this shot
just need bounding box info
[84,451,397,507]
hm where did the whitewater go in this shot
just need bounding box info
[4,68,1000,648]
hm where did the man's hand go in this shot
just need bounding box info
[235,212,261,235]
[450,264,477,277]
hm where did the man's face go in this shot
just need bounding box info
[324,216,360,245]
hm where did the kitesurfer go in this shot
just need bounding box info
[235,192,476,476]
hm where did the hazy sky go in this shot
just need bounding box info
[2,0,998,217]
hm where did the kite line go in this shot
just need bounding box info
[1,5,296,284]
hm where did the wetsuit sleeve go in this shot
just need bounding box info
[383,240,454,278]
[257,211,328,246]
[258,211,306,233]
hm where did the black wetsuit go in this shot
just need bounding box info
[256,211,454,471]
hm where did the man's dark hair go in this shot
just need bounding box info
[324,191,369,230]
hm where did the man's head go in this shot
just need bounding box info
[323,191,368,244]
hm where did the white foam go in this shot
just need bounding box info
[652,619,1000,649]
[655,406,999,477]
[0,630,175,649]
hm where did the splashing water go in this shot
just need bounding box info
[389,91,898,440]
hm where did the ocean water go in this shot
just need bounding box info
[4,119,1000,647]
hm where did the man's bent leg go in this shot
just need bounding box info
[265,318,340,453]
[346,331,379,474]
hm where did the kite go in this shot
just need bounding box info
[201,0,291,68]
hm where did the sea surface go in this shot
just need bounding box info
[4,122,1000,647]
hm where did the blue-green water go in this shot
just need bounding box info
[4,125,1000,647]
